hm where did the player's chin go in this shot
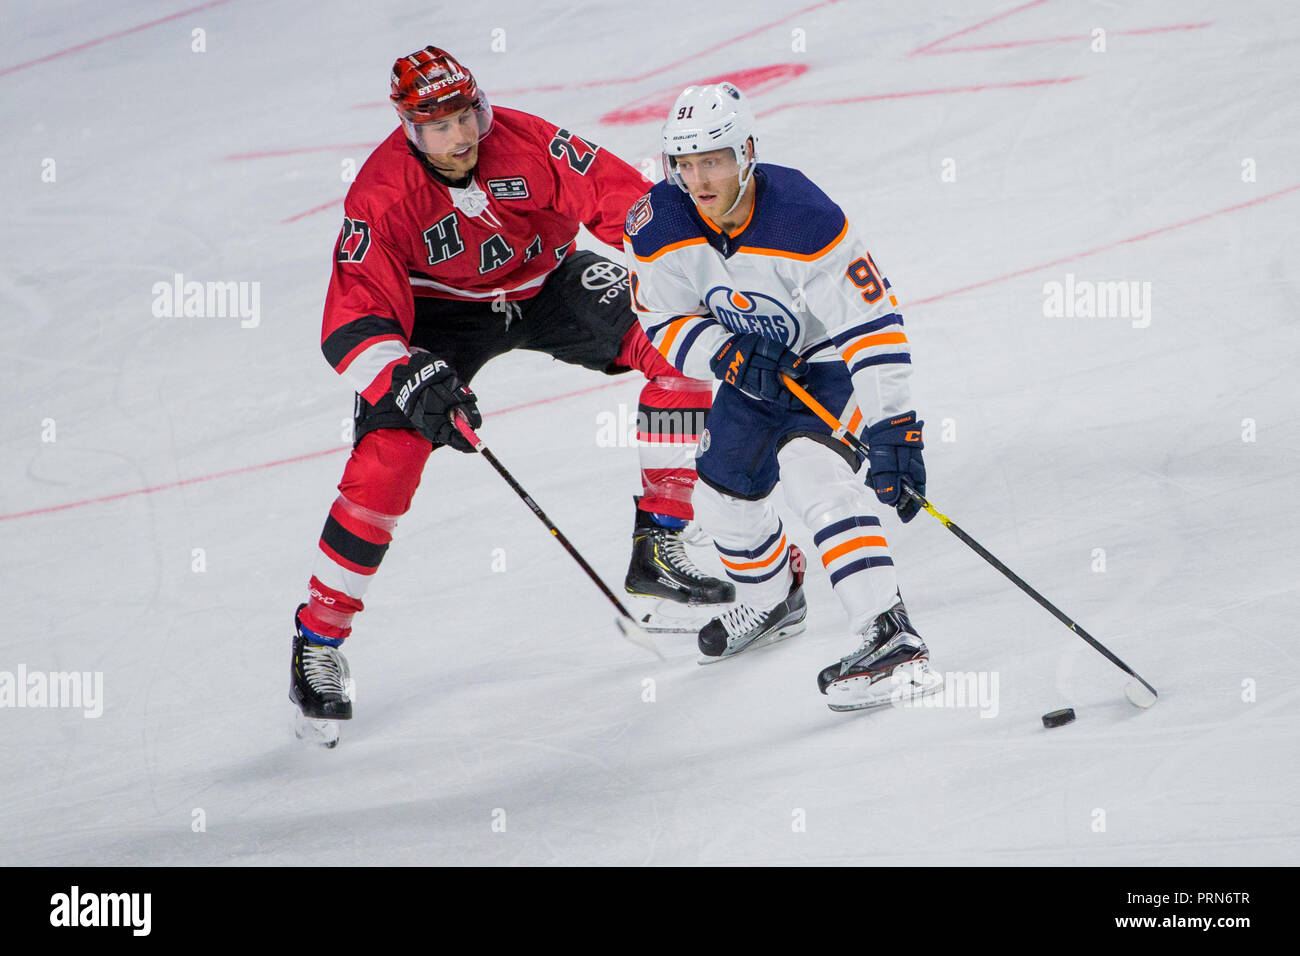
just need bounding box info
[437,145,477,171]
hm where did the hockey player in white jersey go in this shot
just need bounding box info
[623,82,932,709]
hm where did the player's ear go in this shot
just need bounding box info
[745,136,756,162]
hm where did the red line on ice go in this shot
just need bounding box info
[756,75,1082,117]
[347,0,843,104]
[0,381,630,522]
[0,0,237,78]
[19,183,1295,522]
[926,22,1213,55]
[909,0,1049,57]
[14,179,1293,521]
[226,143,380,161]
[908,183,1300,308]
[282,198,344,224]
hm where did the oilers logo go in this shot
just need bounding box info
[625,195,653,236]
[705,286,802,347]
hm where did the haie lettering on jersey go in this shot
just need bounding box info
[705,286,803,347]
[423,213,465,265]
[479,233,515,273]
[422,214,520,275]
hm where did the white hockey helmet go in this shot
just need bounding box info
[661,82,757,206]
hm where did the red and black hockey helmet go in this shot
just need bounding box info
[390,46,493,150]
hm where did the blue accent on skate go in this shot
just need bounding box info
[298,617,345,648]
[650,512,687,531]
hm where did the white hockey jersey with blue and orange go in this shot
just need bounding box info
[622,163,912,430]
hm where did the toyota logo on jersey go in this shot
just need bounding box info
[704,287,802,347]
[580,261,628,290]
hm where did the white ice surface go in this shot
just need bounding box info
[1,0,1297,865]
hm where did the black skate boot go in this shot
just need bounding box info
[624,498,734,606]
[698,545,807,662]
[290,604,353,746]
[817,598,934,711]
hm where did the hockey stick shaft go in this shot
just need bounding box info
[452,413,634,617]
[780,375,1158,700]
[451,412,663,657]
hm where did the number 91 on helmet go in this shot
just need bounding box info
[661,82,757,214]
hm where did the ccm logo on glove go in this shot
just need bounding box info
[709,332,807,408]
[865,410,926,522]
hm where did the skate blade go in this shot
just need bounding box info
[615,616,666,660]
[625,597,722,633]
[698,620,807,665]
[293,711,342,748]
[826,660,941,712]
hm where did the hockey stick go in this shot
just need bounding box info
[780,374,1158,708]
[451,411,664,659]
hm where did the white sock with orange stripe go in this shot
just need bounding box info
[691,481,792,610]
[777,438,899,633]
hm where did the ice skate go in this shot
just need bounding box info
[697,546,807,663]
[817,598,937,712]
[290,604,354,747]
[624,499,735,622]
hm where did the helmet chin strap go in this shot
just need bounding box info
[718,164,755,218]
[687,143,755,219]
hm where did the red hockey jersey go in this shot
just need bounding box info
[321,106,651,405]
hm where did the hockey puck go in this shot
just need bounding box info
[1041,708,1076,728]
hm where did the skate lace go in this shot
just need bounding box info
[657,530,711,580]
[719,602,767,639]
[843,619,882,666]
[302,643,350,697]
[844,605,916,667]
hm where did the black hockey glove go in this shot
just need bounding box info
[865,411,925,522]
[708,332,807,408]
[391,352,482,453]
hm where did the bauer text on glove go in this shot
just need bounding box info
[391,353,482,452]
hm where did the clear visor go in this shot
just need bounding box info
[401,98,493,156]
[663,143,753,203]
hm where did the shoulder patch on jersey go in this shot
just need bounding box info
[627,181,704,259]
[737,164,849,260]
[486,176,530,200]
[625,194,653,237]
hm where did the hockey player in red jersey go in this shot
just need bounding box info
[290,47,730,743]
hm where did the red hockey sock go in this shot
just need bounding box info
[301,429,431,640]
[615,324,712,522]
